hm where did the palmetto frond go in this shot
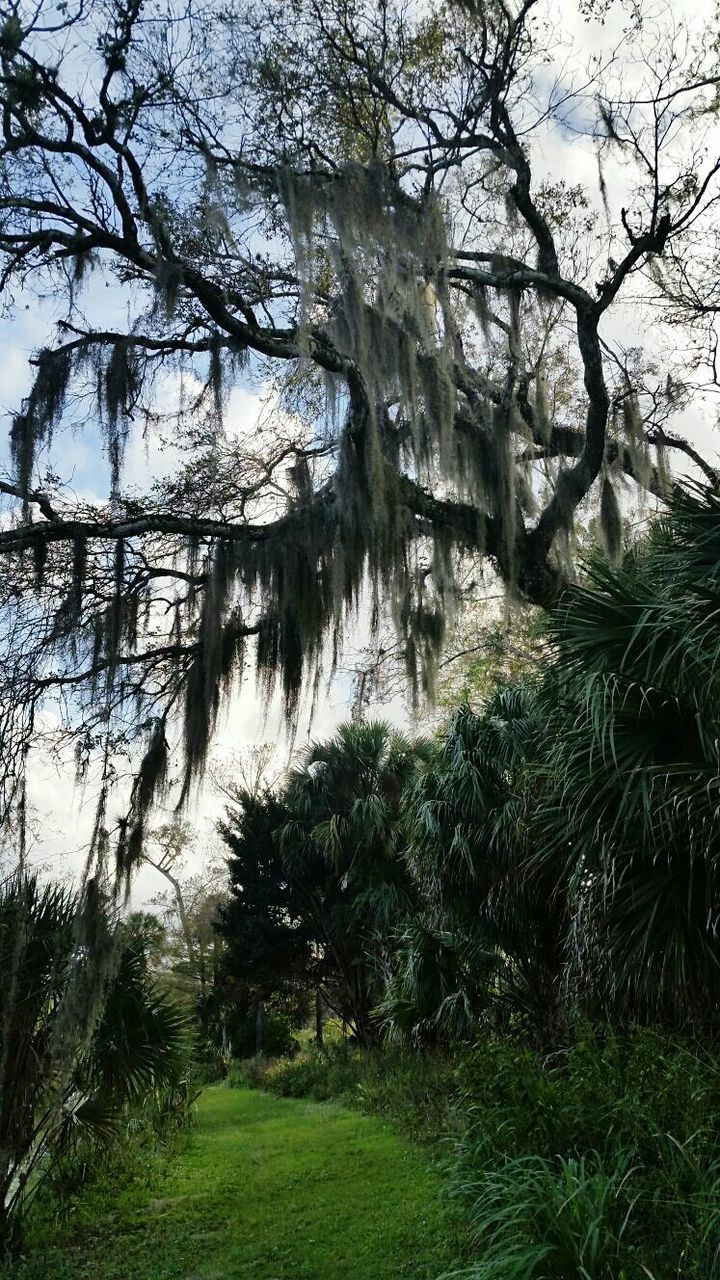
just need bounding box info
[377,918,495,1046]
[89,939,191,1106]
[538,482,720,1020]
[0,875,190,1247]
[276,719,429,1042]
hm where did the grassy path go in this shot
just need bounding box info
[7,1087,459,1280]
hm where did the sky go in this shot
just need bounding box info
[2,0,720,904]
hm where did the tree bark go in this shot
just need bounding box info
[315,988,324,1049]
[255,999,264,1057]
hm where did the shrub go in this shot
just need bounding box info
[448,1029,720,1280]
[232,1042,459,1142]
[228,1026,720,1277]
[454,1027,720,1168]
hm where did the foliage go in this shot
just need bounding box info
[1,0,719,861]
[215,787,318,1050]
[374,485,720,1042]
[214,1001,302,1062]
[397,686,566,1043]
[0,875,191,1252]
[213,475,720,1056]
[218,722,429,1045]
[243,1029,720,1280]
[447,1152,647,1280]
[279,720,428,1043]
[32,1078,198,1238]
[142,823,228,1010]
[230,1041,459,1145]
[448,1030,720,1279]
[535,484,720,1023]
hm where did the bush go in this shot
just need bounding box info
[227,1027,720,1277]
[225,1056,275,1090]
[231,1042,459,1142]
[223,1009,301,1060]
[454,1027,720,1168]
[228,1043,367,1101]
[448,1028,720,1280]
[3,1076,199,1273]
[192,1038,229,1084]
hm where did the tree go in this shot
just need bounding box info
[215,789,317,1057]
[384,483,720,1040]
[218,721,427,1045]
[0,0,719,856]
[393,688,567,1045]
[0,874,189,1251]
[278,720,427,1043]
[142,821,226,1006]
[536,482,720,1024]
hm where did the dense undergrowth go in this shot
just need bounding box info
[236,1029,720,1279]
[0,1083,198,1278]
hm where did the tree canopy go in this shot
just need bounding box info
[1,0,720,867]
[212,485,720,1048]
[218,721,427,1044]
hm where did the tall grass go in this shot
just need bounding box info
[448,1030,720,1280]
[447,1152,640,1280]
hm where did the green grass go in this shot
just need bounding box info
[3,1086,460,1280]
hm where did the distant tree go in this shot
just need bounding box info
[124,909,167,971]
[215,789,317,1056]
[278,721,428,1044]
[143,825,229,1051]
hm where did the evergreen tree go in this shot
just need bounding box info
[215,790,318,1055]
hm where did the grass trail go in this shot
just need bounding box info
[7,1087,459,1279]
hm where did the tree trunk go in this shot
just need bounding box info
[315,988,324,1049]
[255,999,264,1056]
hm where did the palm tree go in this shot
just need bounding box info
[0,875,190,1251]
[393,688,567,1045]
[377,917,496,1046]
[279,720,429,1044]
[388,485,720,1039]
[535,483,720,1025]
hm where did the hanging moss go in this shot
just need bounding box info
[621,391,652,491]
[250,499,339,717]
[10,346,74,505]
[107,538,126,665]
[116,718,169,889]
[102,342,139,494]
[153,256,184,319]
[600,475,623,563]
[278,162,462,507]
[105,341,137,427]
[180,539,242,792]
[208,337,224,423]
